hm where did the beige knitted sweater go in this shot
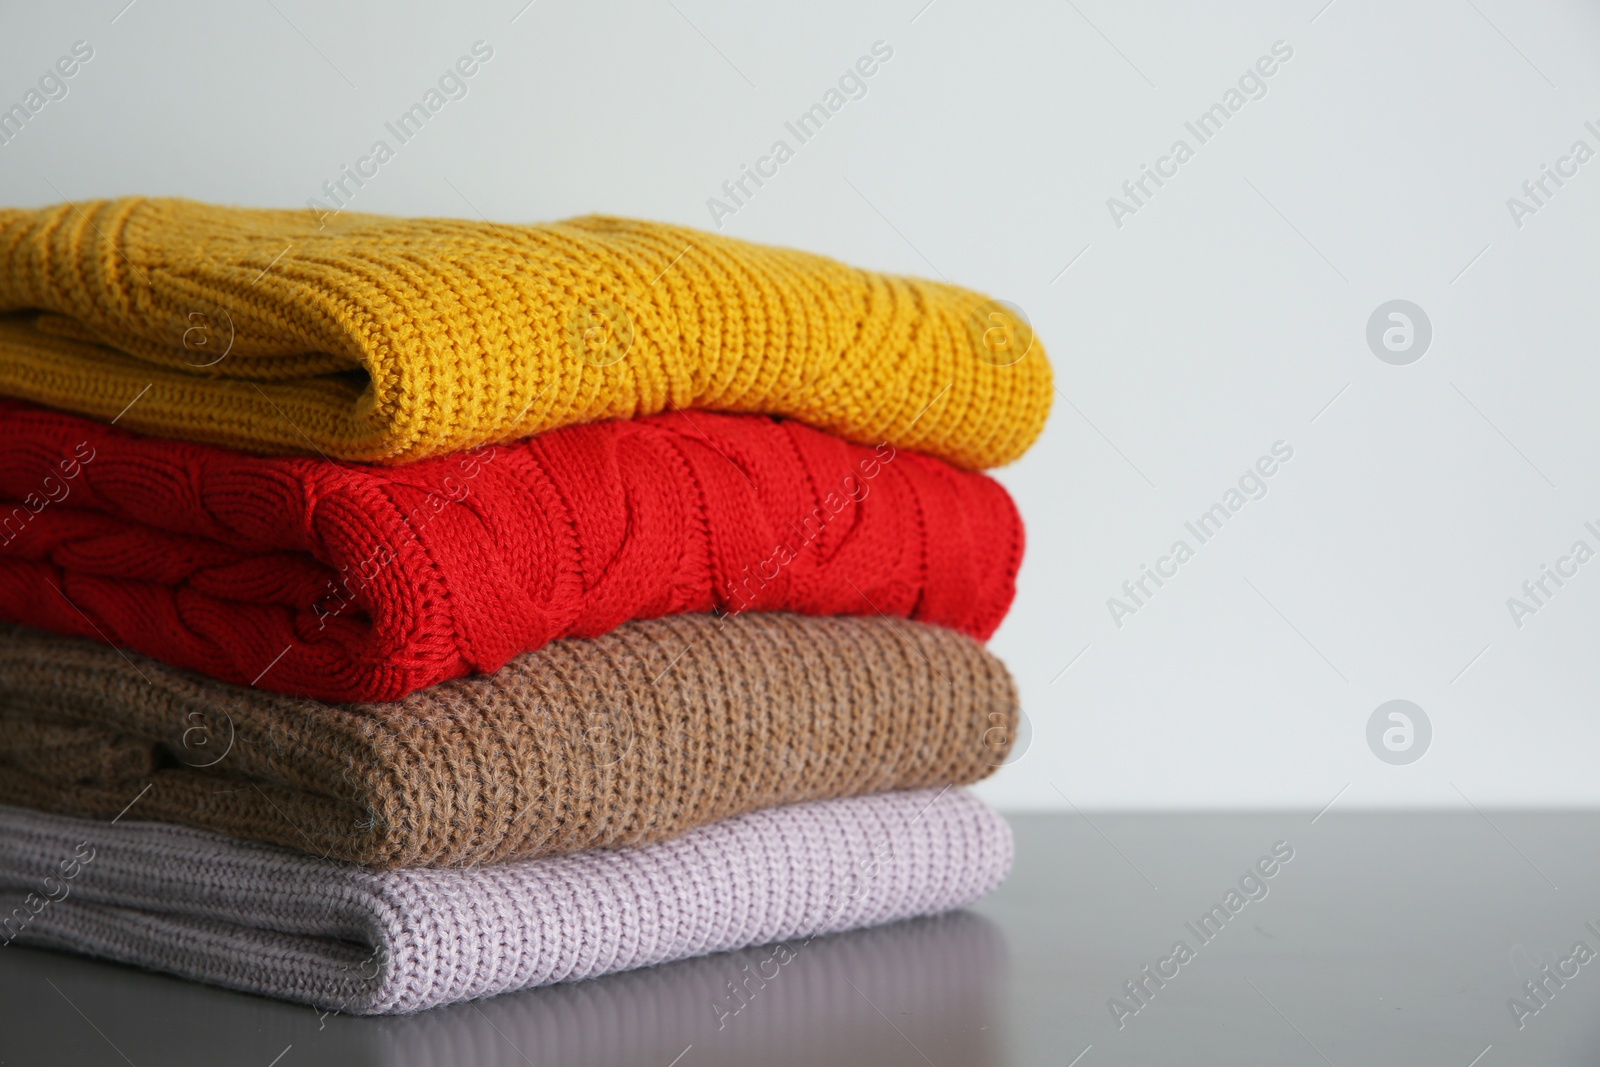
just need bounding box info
[0,613,1018,868]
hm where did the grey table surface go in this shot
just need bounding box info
[0,810,1592,1066]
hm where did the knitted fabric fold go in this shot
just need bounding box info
[0,789,1013,1014]
[0,400,1021,702]
[0,198,1052,469]
[370,911,1005,1064]
[0,615,1019,868]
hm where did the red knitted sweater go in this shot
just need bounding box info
[0,401,1022,701]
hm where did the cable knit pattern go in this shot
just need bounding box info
[0,790,1013,1015]
[0,615,1018,868]
[0,198,1052,469]
[0,400,1021,701]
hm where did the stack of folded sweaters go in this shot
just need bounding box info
[0,198,1052,1014]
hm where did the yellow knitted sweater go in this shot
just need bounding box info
[0,198,1051,467]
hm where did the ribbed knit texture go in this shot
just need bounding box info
[0,614,1019,868]
[0,198,1052,468]
[0,789,1013,1015]
[374,911,1004,1066]
[0,400,1021,702]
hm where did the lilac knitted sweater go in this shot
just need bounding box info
[0,789,1011,1015]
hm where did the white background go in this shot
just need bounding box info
[4,0,1598,810]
